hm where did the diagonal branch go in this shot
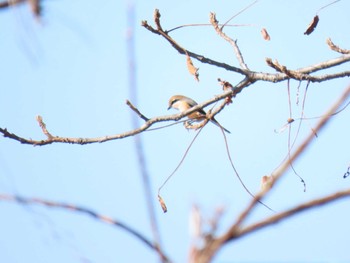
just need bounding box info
[190,85,350,263]
[192,188,350,263]
[223,85,350,242]
[210,12,249,70]
[237,188,350,238]
[0,193,171,262]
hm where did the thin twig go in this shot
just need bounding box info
[36,115,54,140]
[166,23,254,34]
[158,127,204,194]
[287,81,307,192]
[219,120,274,211]
[126,99,149,121]
[316,0,341,14]
[220,0,259,30]
[210,13,249,70]
[327,38,350,55]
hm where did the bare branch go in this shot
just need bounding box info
[166,23,252,34]
[210,13,249,70]
[220,0,258,30]
[224,85,350,240]
[36,115,54,140]
[297,54,350,74]
[0,193,171,262]
[327,38,350,54]
[192,188,350,263]
[143,10,350,84]
[190,85,350,263]
[1,82,251,146]
[237,188,350,238]
[126,100,149,121]
[141,10,248,76]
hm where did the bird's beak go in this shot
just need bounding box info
[167,106,171,110]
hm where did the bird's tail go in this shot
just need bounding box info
[210,119,231,134]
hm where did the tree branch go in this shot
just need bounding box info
[0,193,171,262]
[190,85,350,263]
[223,84,350,242]
[210,13,249,70]
[141,10,248,76]
[237,188,350,238]
[143,9,350,84]
[0,86,247,146]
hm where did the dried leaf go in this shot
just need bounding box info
[261,175,274,192]
[28,0,41,18]
[225,96,233,105]
[158,195,167,213]
[304,15,319,35]
[186,55,199,82]
[287,118,295,124]
[261,28,271,41]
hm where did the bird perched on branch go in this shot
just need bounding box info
[168,95,230,133]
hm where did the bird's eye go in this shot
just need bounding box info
[171,99,178,105]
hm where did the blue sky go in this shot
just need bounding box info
[0,0,349,262]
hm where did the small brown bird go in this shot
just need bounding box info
[168,95,230,133]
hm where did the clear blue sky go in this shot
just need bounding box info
[0,1,349,262]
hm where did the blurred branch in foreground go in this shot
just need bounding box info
[0,193,171,262]
[190,188,350,263]
[189,84,350,263]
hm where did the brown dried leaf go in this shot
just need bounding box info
[225,96,233,105]
[261,175,274,192]
[304,15,319,35]
[28,0,41,18]
[287,118,295,124]
[158,195,167,213]
[261,28,270,41]
[186,55,199,82]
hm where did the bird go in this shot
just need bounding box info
[168,95,230,133]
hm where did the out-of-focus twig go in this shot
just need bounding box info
[0,193,171,260]
[237,188,350,238]
[0,0,25,9]
[126,3,167,262]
